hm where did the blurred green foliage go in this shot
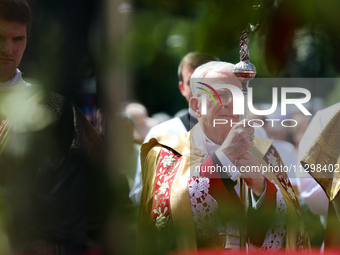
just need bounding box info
[125,0,340,115]
[16,0,340,114]
[14,0,340,114]
[20,0,101,105]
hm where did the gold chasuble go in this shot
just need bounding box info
[138,127,309,253]
[301,108,340,201]
[301,108,340,248]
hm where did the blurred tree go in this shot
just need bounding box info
[20,0,102,104]
[125,0,340,115]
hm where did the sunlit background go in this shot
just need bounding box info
[9,0,340,253]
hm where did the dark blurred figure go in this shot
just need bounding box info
[0,1,107,254]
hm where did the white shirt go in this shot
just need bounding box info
[0,69,30,90]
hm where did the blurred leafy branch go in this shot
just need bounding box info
[123,0,340,114]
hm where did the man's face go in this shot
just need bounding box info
[200,87,239,132]
[0,19,27,82]
[179,65,195,102]
[190,75,242,143]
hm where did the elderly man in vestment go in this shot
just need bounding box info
[138,61,309,253]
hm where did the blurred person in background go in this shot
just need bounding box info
[151,112,171,124]
[118,111,140,192]
[129,52,219,205]
[125,102,157,144]
[138,61,309,253]
[174,108,190,118]
[0,0,105,254]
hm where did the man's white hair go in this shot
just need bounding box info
[190,61,237,96]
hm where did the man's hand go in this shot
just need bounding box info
[235,152,265,196]
[219,121,254,163]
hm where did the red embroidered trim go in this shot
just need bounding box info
[263,145,300,209]
[152,147,182,230]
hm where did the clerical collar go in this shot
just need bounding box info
[0,69,30,91]
[0,69,21,87]
[192,124,220,156]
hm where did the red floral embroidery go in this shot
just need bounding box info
[152,147,182,231]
